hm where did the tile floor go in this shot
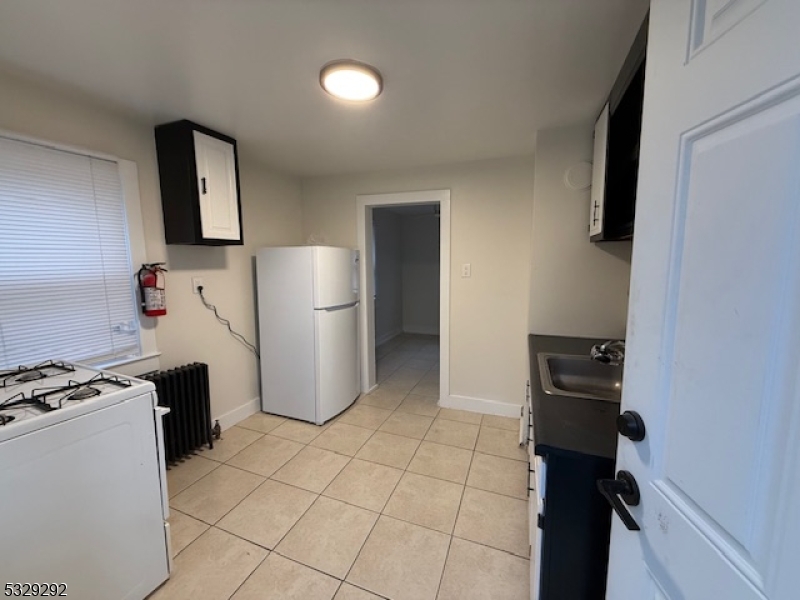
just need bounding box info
[149,335,530,600]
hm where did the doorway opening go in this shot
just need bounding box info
[372,203,440,392]
[356,190,450,400]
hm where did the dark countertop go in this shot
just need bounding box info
[529,334,620,460]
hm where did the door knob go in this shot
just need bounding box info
[617,410,646,441]
[597,470,641,531]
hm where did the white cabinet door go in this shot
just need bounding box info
[193,131,240,241]
[531,455,546,600]
[608,1,800,599]
[589,103,609,238]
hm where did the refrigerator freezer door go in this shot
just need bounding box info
[315,303,360,423]
[313,246,359,309]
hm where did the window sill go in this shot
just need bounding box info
[97,351,162,376]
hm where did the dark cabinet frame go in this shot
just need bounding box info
[155,119,244,246]
[592,14,648,243]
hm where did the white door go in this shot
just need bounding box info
[193,130,240,241]
[315,304,360,424]
[608,2,800,599]
[313,246,359,309]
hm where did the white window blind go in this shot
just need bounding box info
[0,135,141,368]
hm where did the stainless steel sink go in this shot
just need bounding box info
[537,353,623,402]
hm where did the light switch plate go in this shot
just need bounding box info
[461,263,471,278]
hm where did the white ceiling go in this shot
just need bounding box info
[0,0,649,176]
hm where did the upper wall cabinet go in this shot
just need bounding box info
[155,120,243,245]
[590,14,648,242]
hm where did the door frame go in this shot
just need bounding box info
[356,189,450,397]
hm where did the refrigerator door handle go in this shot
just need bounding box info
[320,301,359,312]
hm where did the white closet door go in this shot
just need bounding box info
[193,131,240,241]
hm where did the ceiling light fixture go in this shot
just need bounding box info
[320,60,383,102]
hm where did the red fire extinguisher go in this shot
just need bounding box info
[137,263,168,317]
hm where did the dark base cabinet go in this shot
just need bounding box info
[539,452,615,599]
[529,335,621,600]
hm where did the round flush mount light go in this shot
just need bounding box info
[320,60,383,102]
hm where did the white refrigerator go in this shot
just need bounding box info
[256,246,360,424]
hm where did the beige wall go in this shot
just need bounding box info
[302,157,535,407]
[158,161,303,422]
[0,64,631,418]
[529,124,632,338]
[0,67,304,423]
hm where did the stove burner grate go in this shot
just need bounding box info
[0,361,76,388]
[0,392,54,414]
[30,373,133,408]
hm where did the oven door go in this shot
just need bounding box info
[0,392,170,599]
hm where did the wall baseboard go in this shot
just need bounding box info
[214,397,260,431]
[440,394,522,418]
[403,325,440,336]
[375,328,403,347]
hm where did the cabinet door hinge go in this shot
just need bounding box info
[537,513,545,529]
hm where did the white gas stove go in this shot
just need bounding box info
[0,360,156,441]
[0,360,171,599]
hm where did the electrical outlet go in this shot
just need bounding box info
[191,277,204,294]
[461,263,471,278]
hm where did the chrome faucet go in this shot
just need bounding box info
[590,340,625,366]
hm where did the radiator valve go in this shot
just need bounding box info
[212,420,222,440]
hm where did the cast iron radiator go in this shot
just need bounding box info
[141,363,214,464]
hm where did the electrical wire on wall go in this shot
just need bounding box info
[197,286,260,358]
